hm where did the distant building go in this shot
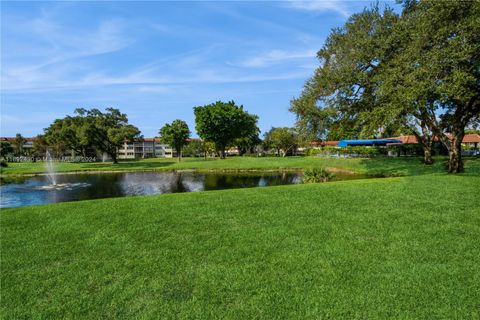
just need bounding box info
[337,138,402,147]
[393,135,420,144]
[308,134,480,157]
[310,140,339,147]
[0,137,35,153]
[117,138,174,159]
[462,134,480,149]
[0,137,175,159]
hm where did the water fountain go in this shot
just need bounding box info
[102,152,108,162]
[45,150,57,185]
[37,150,90,191]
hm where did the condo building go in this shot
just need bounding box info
[1,137,175,159]
[117,138,174,159]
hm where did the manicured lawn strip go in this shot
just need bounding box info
[2,175,479,318]
[3,155,478,176]
[0,156,371,175]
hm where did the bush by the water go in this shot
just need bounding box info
[303,167,335,183]
[304,148,321,156]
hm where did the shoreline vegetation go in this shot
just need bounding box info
[2,156,478,178]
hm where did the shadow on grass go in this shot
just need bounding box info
[358,156,480,177]
[358,156,448,177]
[461,156,480,176]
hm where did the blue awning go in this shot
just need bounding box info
[337,139,402,147]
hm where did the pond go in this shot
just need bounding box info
[0,171,361,208]
[1,171,300,208]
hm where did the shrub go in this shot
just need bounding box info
[315,146,386,157]
[317,146,339,156]
[387,144,423,156]
[343,146,385,157]
[303,167,335,183]
[0,160,8,167]
[305,148,321,156]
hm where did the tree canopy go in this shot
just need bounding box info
[194,101,259,158]
[44,116,89,156]
[32,135,49,158]
[12,134,27,156]
[159,120,190,161]
[43,108,141,163]
[263,127,299,157]
[291,1,480,172]
[0,140,14,158]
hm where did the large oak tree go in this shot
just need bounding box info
[291,1,480,172]
[382,0,480,172]
[44,108,141,163]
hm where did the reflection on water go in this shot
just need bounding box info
[0,171,304,208]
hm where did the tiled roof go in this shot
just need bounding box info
[463,134,480,143]
[311,140,339,146]
[393,134,480,144]
[394,135,419,144]
[1,137,36,142]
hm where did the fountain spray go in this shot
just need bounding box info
[45,150,57,185]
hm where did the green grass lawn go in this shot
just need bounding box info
[2,173,479,318]
[3,155,478,176]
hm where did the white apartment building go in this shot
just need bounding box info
[117,138,174,159]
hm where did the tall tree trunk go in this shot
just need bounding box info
[447,131,464,173]
[417,98,477,173]
[423,146,433,165]
[444,97,480,173]
[421,126,434,165]
[177,147,182,162]
[438,129,464,173]
[411,124,434,165]
[110,152,118,164]
[418,136,434,165]
[220,149,226,159]
[448,143,463,173]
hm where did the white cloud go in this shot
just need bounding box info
[5,13,131,71]
[1,3,316,94]
[2,67,310,92]
[288,0,350,18]
[237,49,317,68]
[3,41,313,93]
[2,3,133,92]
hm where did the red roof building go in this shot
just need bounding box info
[462,134,480,143]
[1,137,36,142]
[393,134,479,145]
[394,135,419,144]
[311,140,339,147]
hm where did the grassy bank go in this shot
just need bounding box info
[2,155,478,177]
[2,174,479,318]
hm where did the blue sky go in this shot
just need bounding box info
[1,0,398,138]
